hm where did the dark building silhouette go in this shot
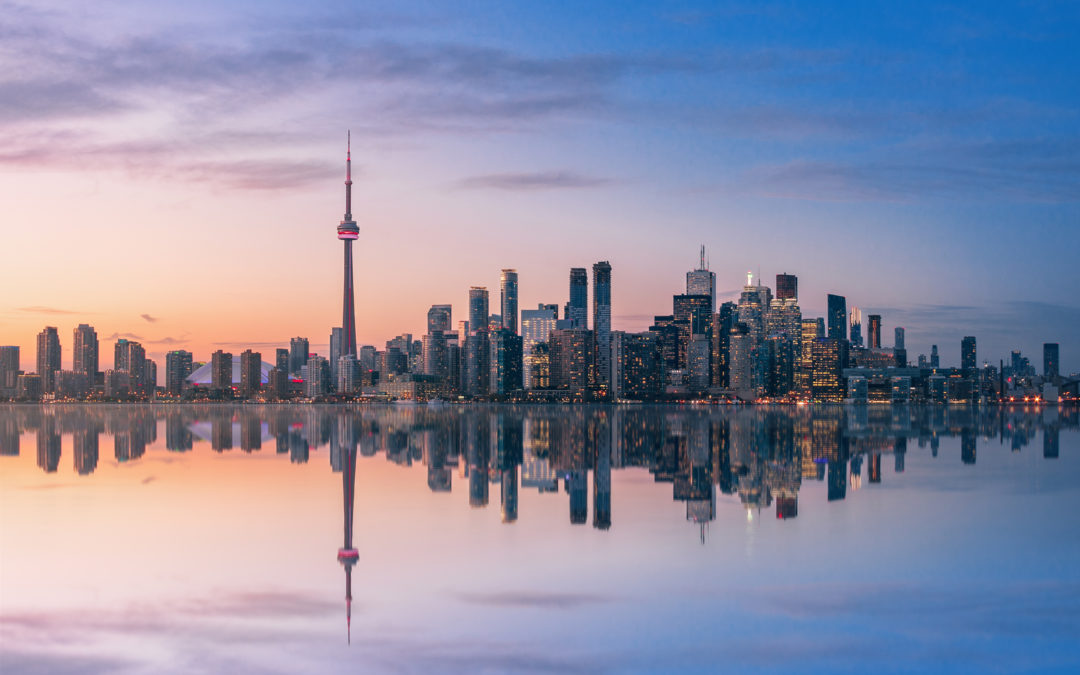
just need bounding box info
[826,294,847,342]
[775,273,798,301]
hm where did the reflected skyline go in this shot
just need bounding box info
[2,404,1073,532]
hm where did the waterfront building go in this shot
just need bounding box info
[593,261,612,393]
[36,326,61,393]
[500,269,519,334]
[550,328,594,393]
[211,350,233,392]
[489,328,523,395]
[240,349,262,397]
[811,338,844,402]
[165,350,193,396]
[73,324,99,384]
[567,268,588,329]
[521,306,557,389]
[306,355,331,397]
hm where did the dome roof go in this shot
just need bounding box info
[186,360,275,386]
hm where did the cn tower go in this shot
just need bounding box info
[337,132,359,360]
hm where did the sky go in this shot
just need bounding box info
[1,0,1079,372]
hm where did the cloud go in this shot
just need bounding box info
[16,306,80,315]
[742,137,1080,203]
[103,332,143,341]
[455,590,612,609]
[140,314,158,323]
[456,171,614,191]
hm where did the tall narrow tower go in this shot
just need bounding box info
[337,438,359,643]
[337,132,360,361]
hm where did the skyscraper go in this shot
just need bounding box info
[211,350,233,391]
[895,327,906,350]
[165,350,193,396]
[867,314,882,349]
[521,306,557,390]
[686,246,716,312]
[1044,343,1059,379]
[73,324,99,384]
[500,269,519,334]
[775,273,798,301]
[240,350,262,397]
[289,337,309,376]
[826,294,847,342]
[567,268,588,329]
[930,344,940,368]
[427,304,452,333]
[329,327,343,391]
[464,287,490,396]
[593,261,612,392]
[894,327,907,368]
[711,302,736,389]
[0,346,20,393]
[114,339,146,396]
[336,132,359,363]
[961,336,977,374]
[36,326,61,393]
[848,307,862,348]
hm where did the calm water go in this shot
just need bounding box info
[1,403,1078,674]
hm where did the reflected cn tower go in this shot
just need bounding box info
[337,440,359,643]
[338,132,359,360]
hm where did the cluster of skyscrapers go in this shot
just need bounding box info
[0,142,1073,404]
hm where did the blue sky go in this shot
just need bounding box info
[1,0,1078,370]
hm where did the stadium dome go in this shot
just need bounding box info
[186,360,275,386]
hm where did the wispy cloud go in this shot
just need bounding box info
[456,171,614,191]
[103,332,143,341]
[140,314,158,323]
[455,590,613,609]
[16,306,80,315]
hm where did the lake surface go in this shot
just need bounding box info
[1,403,1078,674]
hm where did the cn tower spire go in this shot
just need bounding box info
[337,132,359,360]
[345,130,352,221]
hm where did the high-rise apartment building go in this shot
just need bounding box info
[165,350,193,395]
[500,269,519,334]
[36,326,61,393]
[464,287,490,396]
[329,327,343,391]
[0,346,20,392]
[240,350,262,397]
[616,331,663,399]
[211,350,233,391]
[114,339,146,395]
[73,324,99,384]
[685,246,716,312]
[567,268,588,329]
[550,328,593,393]
[593,261,612,393]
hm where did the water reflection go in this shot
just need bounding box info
[3,404,1073,524]
[1,403,1077,656]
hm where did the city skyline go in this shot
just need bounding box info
[2,2,1080,374]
